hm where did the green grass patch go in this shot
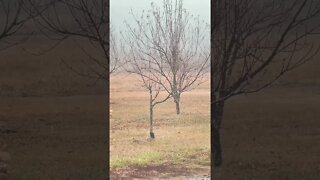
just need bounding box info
[110,147,210,170]
[110,151,163,169]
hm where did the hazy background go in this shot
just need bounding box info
[111,0,210,33]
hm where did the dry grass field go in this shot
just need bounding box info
[213,87,320,180]
[110,58,320,179]
[212,57,320,179]
[0,36,319,179]
[2,95,108,179]
[0,40,109,180]
[110,74,211,179]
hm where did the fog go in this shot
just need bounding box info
[111,0,210,31]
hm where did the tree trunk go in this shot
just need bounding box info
[149,91,155,139]
[174,95,180,115]
[212,95,225,167]
[172,68,180,115]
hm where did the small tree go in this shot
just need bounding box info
[124,0,210,115]
[125,43,172,139]
[212,0,320,167]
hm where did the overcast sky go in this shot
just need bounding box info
[111,0,210,31]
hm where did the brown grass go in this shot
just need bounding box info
[212,86,320,180]
[0,40,108,179]
[110,74,211,178]
[2,95,108,180]
[0,36,319,179]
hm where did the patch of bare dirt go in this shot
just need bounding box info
[111,163,210,179]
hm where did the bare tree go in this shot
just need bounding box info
[212,0,320,167]
[110,26,123,74]
[127,52,172,139]
[123,0,210,115]
[26,0,110,80]
[0,0,31,51]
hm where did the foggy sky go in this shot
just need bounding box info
[110,0,210,32]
